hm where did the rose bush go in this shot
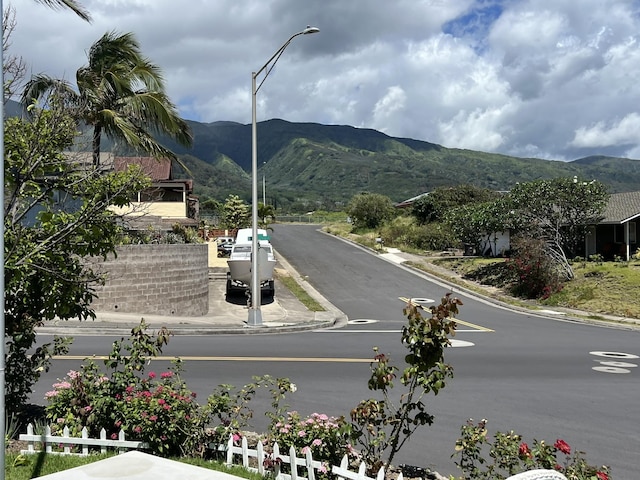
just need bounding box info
[44,322,202,456]
[268,411,355,477]
[452,419,611,480]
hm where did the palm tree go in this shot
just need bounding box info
[21,30,192,166]
[34,0,91,21]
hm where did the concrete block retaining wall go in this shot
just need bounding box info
[89,244,209,316]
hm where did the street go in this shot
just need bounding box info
[35,224,640,478]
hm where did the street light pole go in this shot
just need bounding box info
[248,26,319,326]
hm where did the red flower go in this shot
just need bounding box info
[596,472,609,480]
[518,442,531,458]
[554,439,571,455]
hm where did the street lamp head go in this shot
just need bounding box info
[303,26,320,35]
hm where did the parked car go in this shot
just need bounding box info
[216,236,235,257]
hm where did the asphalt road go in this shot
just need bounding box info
[34,224,640,478]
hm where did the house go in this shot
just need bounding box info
[584,191,640,261]
[110,156,199,230]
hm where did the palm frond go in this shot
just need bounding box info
[35,0,91,22]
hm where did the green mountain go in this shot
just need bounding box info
[168,118,640,210]
[10,97,637,211]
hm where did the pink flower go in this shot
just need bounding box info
[298,430,306,437]
[149,415,158,422]
[319,464,327,474]
[160,372,173,379]
[232,433,241,443]
[115,421,122,428]
[301,446,310,454]
[44,391,58,399]
[134,426,142,434]
[157,399,166,405]
[163,404,171,410]
[596,472,609,480]
[148,372,157,379]
[280,427,289,434]
[67,370,80,380]
[312,439,322,447]
[111,433,118,440]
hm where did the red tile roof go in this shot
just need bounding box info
[114,157,172,181]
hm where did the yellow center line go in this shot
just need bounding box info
[399,297,494,332]
[53,355,374,363]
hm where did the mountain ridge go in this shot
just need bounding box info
[168,118,640,209]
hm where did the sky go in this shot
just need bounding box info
[8,0,640,161]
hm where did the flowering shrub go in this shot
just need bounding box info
[268,411,354,477]
[452,419,611,480]
[507,235,563,299]
[45,321,203,456]
[202,375,296,452]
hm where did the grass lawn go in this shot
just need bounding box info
[430,256,640,320]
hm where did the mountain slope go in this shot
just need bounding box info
[172,118,640,207]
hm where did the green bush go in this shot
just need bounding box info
[268,411,353,478]
[44,322,203,457]
[506,236,563,299]
[452,419,611,480]
[381,220,457,251]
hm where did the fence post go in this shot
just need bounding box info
[305,446,316,480]
[45,426,53,454]
[82,428,89,456]
[25,423,35,454]
[273,442,281,480]
[226,435,234,465]
[100,429,107,454]
[62,426,71,454]
[289,445,299,480]
[257,440,265,476]
[241,436,249,468]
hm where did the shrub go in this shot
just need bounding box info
[381,220,457,251]
[268,411,353,478]
[45,321,203,457]
[452,419,611,480]
[506,236,563,299]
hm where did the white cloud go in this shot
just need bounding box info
[8,0,640,161]
[571,113,640,148]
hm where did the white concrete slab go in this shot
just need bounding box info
[35,451,246,480]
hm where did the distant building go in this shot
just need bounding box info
[109,156,199,230]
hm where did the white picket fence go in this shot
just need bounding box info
[223,435,403,480]
[19,423,148,456]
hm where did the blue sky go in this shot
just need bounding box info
[10,0,640,162]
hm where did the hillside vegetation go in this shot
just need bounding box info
[168,118,640,210]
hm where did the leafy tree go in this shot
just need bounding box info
[221,194,250,230]
[346,193,395,230]
[508,177,609,276]
[4,100,150,416]
[445,197,514,256]
[412,185,500,225]
[21,30,192,166]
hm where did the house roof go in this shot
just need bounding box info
[600,191,640,224]
[114,156,172,181]
[395,192,430,208]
